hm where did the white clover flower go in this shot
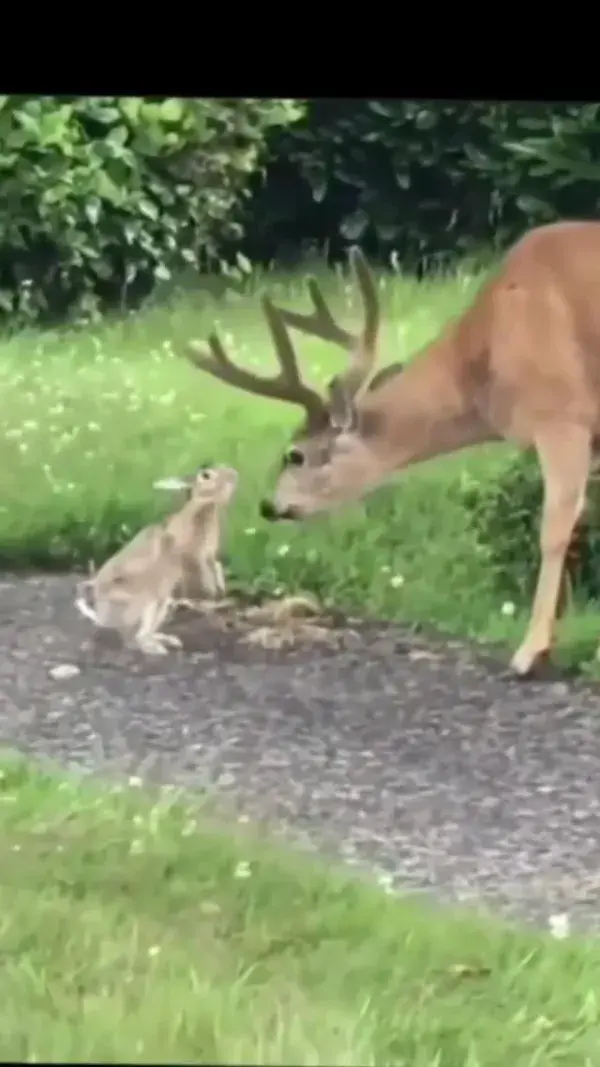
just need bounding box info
[549,913,570,939]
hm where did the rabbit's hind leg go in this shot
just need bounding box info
[134,597,182,655]
[152,594,182,648]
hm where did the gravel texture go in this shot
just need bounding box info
[2,572,600,931]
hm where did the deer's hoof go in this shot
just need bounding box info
[510,643,551,678]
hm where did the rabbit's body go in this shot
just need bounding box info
[75,466,238,655]
[178,506,226,602]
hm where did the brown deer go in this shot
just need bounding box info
[184,220,600,677]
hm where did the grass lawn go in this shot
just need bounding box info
[0,754,599,1064]
[0,260,598,673]
[1,264,599,1059]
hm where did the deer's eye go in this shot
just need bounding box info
[285,447,304,468]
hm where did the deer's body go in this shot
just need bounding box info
[371,221,600,462]
[76,466,237,655]
[185,221,600,676]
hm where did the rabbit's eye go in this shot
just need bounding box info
[200,470,213,481]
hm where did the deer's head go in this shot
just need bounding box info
[184,248,401,521]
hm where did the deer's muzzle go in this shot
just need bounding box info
[260,500,300,522]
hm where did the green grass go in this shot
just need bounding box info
[1,753,599,1064]
[0,260,597,672]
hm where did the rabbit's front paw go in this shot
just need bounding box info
[135,635,170,656]
[156,632,183,649]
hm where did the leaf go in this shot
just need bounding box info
[504,139,545,158]
[85,199,101,225]
[375,221,400,241]
[94,168,123,204]
[158,98,184,123]
[415,109,438,131]
[339,209,369,240]
[368,101,393,118]
[511,116,550,131]
[580,102,600,124]
[463,144,491,169]
[138,197,159,221]
[235,251,252,274]
[119,97,142,123]
[125,262,139,285]
[301,160,328,203]
[15,107,40,138]
[311,174,328,202]
[86,100,121,124]
[107,124,129,147]
[516,194,552,216]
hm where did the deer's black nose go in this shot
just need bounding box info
[260,499,277,521]
[260,500,300,522]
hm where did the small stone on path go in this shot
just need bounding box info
[49,663,81,681]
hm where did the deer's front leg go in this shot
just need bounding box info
[511,427,590,676]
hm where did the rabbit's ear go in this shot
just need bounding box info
[153,476,192,491]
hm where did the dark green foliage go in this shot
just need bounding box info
[242,101,600,269]
[5,98,600,321]
[0,96,303,325]
[459,453,600,603]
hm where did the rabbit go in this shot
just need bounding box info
[75,465,238,655]
[157,465,229,607]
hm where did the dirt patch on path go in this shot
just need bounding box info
[1,572,600,931]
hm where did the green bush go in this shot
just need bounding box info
[459,452,600,603]
[0,96,303,325]
[242,101,600,269]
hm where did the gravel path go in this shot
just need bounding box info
[2,572,600,931]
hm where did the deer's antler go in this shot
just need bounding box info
[269,246,381,399]
[185,297,326,422]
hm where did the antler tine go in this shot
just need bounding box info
[262,296,325,419]
[271,246,382,399]
[348,245,380,356]
[184,247,380,417]
[185,322,324,419]
[271,278,354,348]
[261,296,305,388]
[336,245,381,398]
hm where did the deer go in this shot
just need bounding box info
[183,220,600,677]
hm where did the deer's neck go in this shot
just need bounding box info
[361,327,495,471]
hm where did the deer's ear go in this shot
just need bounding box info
[327,377,358,433]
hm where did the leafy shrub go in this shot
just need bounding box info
[459,452,600,603]
[0,96,304,325]
[242,101,600,269]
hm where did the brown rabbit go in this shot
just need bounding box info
[75,465,238,655]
